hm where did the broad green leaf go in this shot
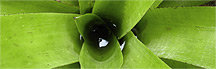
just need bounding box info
[1,13,82,68]
[161,58,201,68]
[92,0,155,39]
[79,35,123,68]
[53,62,80,69]
[151,0,163,8]
[79,0,95,14]
[121,31,170,68]
[158,0,212,7]
[136,7,216,68]
[0,1,79,15]
[75,14,123,68]
[59,0,79,7]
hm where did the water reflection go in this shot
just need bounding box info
[98,38,109,48]
[120,41,125,51]
[80,35,84,43]
[118,38,125,51]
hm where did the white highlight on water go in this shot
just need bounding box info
[99,38,109,48]
[120,41,125,51]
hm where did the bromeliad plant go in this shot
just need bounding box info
[0,0,215,68]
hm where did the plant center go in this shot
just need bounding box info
[90,25,111,48]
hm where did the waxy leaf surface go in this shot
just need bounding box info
[53,62,80,69]
[0,1,79,15]
[158,0,211,7]
[121,32,170,68]
[60,0,79,7]
[161,58,201,68]
[79,36,123,68]
[136,7,216,68]
[1,13,82,68]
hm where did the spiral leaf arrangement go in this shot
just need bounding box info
[0,0,215,68]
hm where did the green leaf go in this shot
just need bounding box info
[136,7,216,68]
[59,0,79,7]
[0,13,82,68]
[79,0,95,14]
[151,0,163,8]
[92,0,155,39]
[0,1,79,15]
[79,35,123,68]
[158,0,212,7]
[161,58,201,68]
[75,14,123,68]
[121,31,170,68]
[53,62,80,69]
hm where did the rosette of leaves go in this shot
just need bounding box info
[0,0,215,68]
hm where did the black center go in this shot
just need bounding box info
[91,25,110,39]
[89,24,111,48]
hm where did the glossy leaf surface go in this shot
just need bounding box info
[136,7,216,68]
[158,0,211,7]
[1,13,82,68]
[121,32,170,68]
[161,58,201,68]
[0,1,79,15]
[79,35,123,68]
[60,0,79,7]
[53,62,80,69]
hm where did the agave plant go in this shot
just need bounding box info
[0,0,215,68]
